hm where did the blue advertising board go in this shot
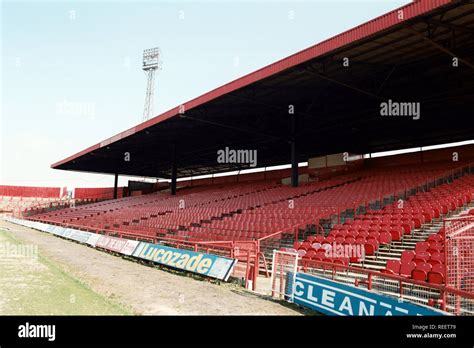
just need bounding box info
[291,272,447,316]
[132,242,237,281]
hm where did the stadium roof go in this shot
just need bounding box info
[52,0,474,179]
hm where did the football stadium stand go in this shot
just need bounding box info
[6,0,474,315]
[17,154,472,314]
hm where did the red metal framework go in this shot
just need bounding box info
[444,216,474,314]
[298,258,474,315]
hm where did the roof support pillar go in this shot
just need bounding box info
[291,140,298,187]
[291,113,299,188]
[113,173,118,199]
[171,144,177,195]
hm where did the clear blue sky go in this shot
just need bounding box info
[1,0,410,188]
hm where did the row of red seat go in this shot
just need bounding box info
[29,162,473,248]
[380,175,474,284]
[295,174,473,285]
[195,167,455,241]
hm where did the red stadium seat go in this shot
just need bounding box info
[379,231,392,247]
[400,261,416,277]
[344,236,355,245]
[427,234,442,242]
[325,236,336,244]
[303,250,316,260]
[364,240,378,256]
[412,262,432,281]
[367,231,380,242]
[413,251,431,264]
[429,252,444,266]
[400,250,415,263]
[427,264,445,284]
[314,236,325,243]
[415,242,429,253]
[381,260,401,275]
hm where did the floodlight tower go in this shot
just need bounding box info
[142,47,161,122]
